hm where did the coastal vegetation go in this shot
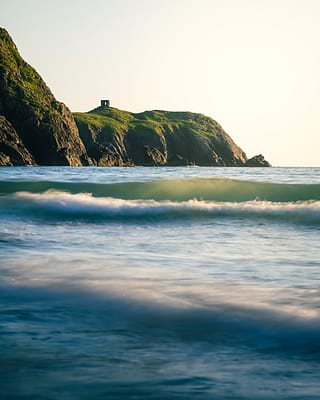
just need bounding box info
[74,106,251,166]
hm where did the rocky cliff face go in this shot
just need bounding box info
[74,107,269,167]
[0,28,91,166]
[0,115,34,165]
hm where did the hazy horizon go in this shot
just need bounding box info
[2,0,320,166]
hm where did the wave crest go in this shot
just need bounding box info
[1,178,320,202]
[1,190,319,225]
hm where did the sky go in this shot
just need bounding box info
[1,0,320,166]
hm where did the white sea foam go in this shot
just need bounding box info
[4,190,320,224]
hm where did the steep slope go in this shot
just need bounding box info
[74,107,257,167]
[0,28,91,166]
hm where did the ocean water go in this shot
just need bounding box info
[0,166,319,400]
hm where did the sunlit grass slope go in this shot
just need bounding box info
[74,107,248,166]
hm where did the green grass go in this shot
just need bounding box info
[1,27,223,143]
[73,107,223,142]
[0,28,54,112]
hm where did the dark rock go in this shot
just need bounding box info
[0,116,35,165]
[144,145,167,165]
[0,27,91,166]
[245,154,271,167]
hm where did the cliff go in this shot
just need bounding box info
[0,28,91,166]
[74,107,269,167]
[0,27,270,167]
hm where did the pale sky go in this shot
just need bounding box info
[1,0,320,166]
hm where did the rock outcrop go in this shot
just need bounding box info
[0,27,91,166]
[0,115,34,165]
[245,154,272,167]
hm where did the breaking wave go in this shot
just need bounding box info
[0,190,319,225]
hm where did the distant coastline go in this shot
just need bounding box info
[0,27,270,167]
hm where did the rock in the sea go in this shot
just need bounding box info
[0,27,91,166]
[245,154,271,167]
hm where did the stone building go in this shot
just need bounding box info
[100,100,110,108]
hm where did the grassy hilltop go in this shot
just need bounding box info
[74,106,254,166]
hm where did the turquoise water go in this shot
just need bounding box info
[0,167,319,399]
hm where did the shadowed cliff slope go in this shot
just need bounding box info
[0,28,91,166]
[0,115,34,165]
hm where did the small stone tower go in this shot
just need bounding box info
[100,99,110,108]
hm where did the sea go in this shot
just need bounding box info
[0,166,319,400]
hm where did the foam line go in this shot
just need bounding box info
[0,190,319,225]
